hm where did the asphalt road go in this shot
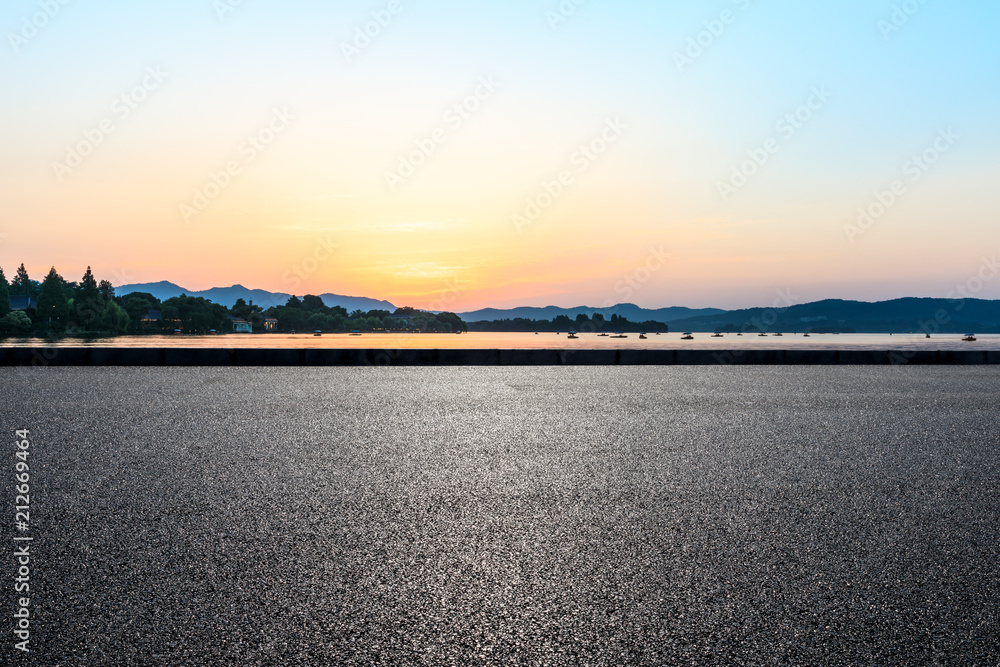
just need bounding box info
[2,367,999,665]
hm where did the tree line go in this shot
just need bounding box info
[466,313,669,333]
[0,264,127,335]
[1,264,467,335]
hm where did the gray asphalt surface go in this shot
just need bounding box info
[2,367,999,665]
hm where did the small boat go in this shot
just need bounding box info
[711,333,723,338]
[173,329,182,335]
[610,332,627,339]
[598,333,609,337]
[349,330,361,336]
[655,332,661,336]
[737,333,743,336]
[314,330,323,337]
[773,333,783,337]
[681,334,694,340]
[639,333,647,339]
[534,332,539,335]
[963,334,977,342]
[925,333,931,339]
[568,331,579,339]
[758,333,768,337]
[803,333,810,337]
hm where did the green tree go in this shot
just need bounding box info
[160,295,229,333]
[11,264,35,297]
[434,312,467,332]
[99,301,130,334]
[232,298,251,319]
[0,311,31,334]
[98,279,115,302]
[0,267,10,318]
[120,292,160,331]
[75,266,104,329]
[37,267,70,329]
[302,295,326,311]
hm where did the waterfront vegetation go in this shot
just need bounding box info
[467,313,669,333]
[0,264,467,336]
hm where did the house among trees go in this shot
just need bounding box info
[229,315,252,333]
[9,296,37,311]
[263,317,278,332]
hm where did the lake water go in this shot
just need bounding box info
[2,332,997,350]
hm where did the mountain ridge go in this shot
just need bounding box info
[117,282,396,312]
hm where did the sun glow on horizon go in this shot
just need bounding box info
[2,1,999,311]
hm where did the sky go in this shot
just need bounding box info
[2,0,999,311]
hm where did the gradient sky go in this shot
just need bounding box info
[2,0,999,310]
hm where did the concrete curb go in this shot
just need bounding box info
[2,348,1000,367]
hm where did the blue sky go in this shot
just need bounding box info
[2,0,999,308]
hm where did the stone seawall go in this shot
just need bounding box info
[2,348,999,366]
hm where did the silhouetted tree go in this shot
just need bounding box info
[98,280,115,302]
[11,264,35,297]
[0,267,10,318]
[76,266,104,329]
[37,267,70,328]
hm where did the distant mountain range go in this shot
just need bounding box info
[457,304,725,324]
[664,298,1000,334]
[114,283,1000,333]
[116,281,396,312]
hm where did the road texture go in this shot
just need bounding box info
[2,367,998,665]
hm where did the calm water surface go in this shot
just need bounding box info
[3,332,997,350]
